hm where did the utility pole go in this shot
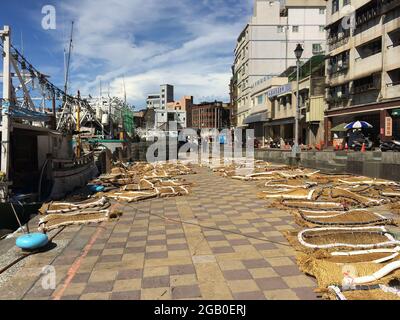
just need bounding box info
[1,26,11,200]
[293,44,304,158]
[293,58,300,157]
[108,83,113,139]
[99,79,104,138]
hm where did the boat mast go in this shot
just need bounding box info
[1,26,11,200]
[64,21,74,96]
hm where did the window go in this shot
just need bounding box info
[277,26,284,33]
[319,8,325,15]
[319,25,325,32]
[332,0,339,13]
[387,68,400,86]
[313,43,323,54]
[257,95,264,105]
[343,0,350,5]
[292,26,299,33]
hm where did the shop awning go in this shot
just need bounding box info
[331,123,348,132]
[266,118,294,126]
[243,112,269,124]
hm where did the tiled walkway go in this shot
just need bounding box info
[0,166,319,300]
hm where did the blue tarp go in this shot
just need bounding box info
[8,107,50,122]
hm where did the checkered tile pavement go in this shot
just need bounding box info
[3,166,319,300]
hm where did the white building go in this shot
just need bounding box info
[233,0,327,127]
[146,84,175,130]
[145,84,189,134]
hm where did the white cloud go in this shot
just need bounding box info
[56,0,252,107]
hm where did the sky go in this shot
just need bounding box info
[0,0,253,109]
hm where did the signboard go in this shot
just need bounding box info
[385,117,393,137]
[266,83,292,99]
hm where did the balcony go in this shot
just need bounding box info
[326,94,351,109]
[355,5,381,29]
[380,0,400,14]
[353,82,379,94]
[328,61,350,78]
[328,33,350,51]
[386,45,400,70]
[386,82,400,99]
[353,53,382,79]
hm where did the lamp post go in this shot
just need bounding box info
[292,43,304,157]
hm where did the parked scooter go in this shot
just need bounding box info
[380,140,400,152]
[269,139,281,149]
[350,137,373,151]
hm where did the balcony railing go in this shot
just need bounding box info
[328,32,350,51]
[353,82,379,94]
[327,94,351,103]
[328,61,350,77]
[355,6,381,28]
[386,81,400,87]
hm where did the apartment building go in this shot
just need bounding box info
[249,54,325,146]
[165,96,193,129]
[146,84,174,130]
[233,0,327,128]
[145,84,174,130]
[248,77,288,143]
[188,101,231,130]
[324,0,400,145]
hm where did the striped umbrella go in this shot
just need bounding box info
[344,121,373,129]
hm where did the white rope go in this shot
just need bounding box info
[331,247,400,264]
[283,200,345,210]
[334,187,384,205]
[379,284,400,297]
[298,226,400,250]
[262,189,315,200]
[351,261,400,284]
[46,197,107,214]
[299,209,388,220]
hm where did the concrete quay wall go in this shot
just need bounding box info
[254,149,400,181]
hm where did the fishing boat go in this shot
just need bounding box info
[0,25,97,233]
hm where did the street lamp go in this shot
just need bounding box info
[292,43,304,158]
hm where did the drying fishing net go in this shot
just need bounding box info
[272,199,346,210]
[38,197,109,214]
[297,253,400,297]
[292,209,396,228]
[258,188,316,200]
[38,198,121,232]
[327,283,400,300]
[97,185,190,203]
[286,226,400,252]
